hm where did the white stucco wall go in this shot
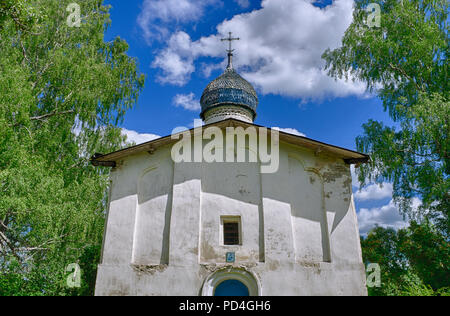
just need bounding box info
[95,140,367,296]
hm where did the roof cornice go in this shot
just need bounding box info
[90,118,370,167]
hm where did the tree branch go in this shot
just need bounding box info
[30,109,75,122]
[388,63,423,92]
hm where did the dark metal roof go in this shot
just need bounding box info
[200,68,258,119]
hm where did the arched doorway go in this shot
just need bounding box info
[214,279,249,296]
[201,268,260,296]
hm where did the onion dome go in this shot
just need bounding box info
[200,33,258,124]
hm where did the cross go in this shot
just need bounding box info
[221,32,240,69]
[221,32,240,53]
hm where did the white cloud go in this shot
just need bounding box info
[352,165,394,201]
[152,31,223,85]
[357,199,412,236]
[122,128,161,145]
[152,32,196,85]
[150,0,367,100]
[235,0,250,8]
[173,92,201,111]
[355,182,393,201]
[350,165,359,188]
[137,0,220,42]
[272,127,306,137]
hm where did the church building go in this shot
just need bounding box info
[91,34,369,296]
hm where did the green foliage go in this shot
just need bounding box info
[322,0,449,230]
[357,93,449,232]
[386,271,441,296]
[361,227,408,296]
[361,224,450,296]
[397,221,450,289]
[0,0,145,295]
[323,0,448,117]
[0,0,36,31]
[323,1,449,294]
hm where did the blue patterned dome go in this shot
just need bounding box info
[200,68,258,120]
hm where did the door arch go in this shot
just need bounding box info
[214,279,249,296]
[201,268,260,296]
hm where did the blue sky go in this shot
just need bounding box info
[102,0,409,235]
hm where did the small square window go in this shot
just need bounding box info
[222,217,241,245]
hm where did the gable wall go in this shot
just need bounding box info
[95,140,366,295]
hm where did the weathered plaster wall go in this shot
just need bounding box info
[95,141,367,296]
